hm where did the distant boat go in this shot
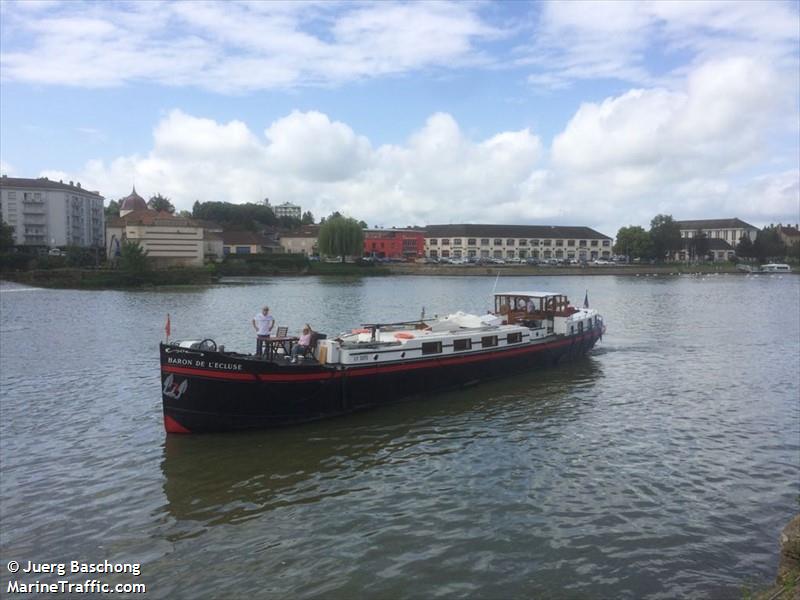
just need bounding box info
[737,263,792,274]
[760,263,792,273]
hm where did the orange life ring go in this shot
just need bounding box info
[394,332,415,339]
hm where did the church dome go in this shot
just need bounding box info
[119,186,147,214]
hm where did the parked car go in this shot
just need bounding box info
[592,259,611,265]
[48,248,64,256]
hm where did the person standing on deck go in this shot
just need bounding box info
[252,306,275,355]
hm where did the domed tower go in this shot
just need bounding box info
[119,186,147,216]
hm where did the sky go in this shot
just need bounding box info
[1,0,798,237]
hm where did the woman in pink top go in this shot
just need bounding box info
[290,324,313,362]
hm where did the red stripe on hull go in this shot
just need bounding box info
[161,365,259,381]
[161,330,602,384]
[164,414,191,434]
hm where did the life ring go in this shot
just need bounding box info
[394,332,415,339]
[352,328,370,334]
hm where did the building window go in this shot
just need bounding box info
[453,238,462,246]
[8,192,15,200]
[442,239,450,245]
[430,239,438,245]
[441,250,450,257]
[430,250,438,258]
[493,250,503,258]
[453,338,472,351]
[494,238,502,246]
[506,239,515,246]
[468,238,476,246]
[481,238,489,246]
[530,239,539,246]
[519,250,527,258]
[567,240,575,247]
[590,240,599,247]
[506,250,515,258]
[579,240,587,247]
[519,239,527,246]
[556,239,564,246]
[235,246,251,254]
[422,341,442,355]
[480,250,490,257]
[481,335,498,348]
[543,239,552,246]
[507,332,522,344]
[602,240,610,246]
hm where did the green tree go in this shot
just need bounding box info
[317,215,364,262]
[148,194,175,213]
[753,226,786,262]
[613,225,652,259]
[688,229,709,262]
[192,201,276,230]
[301,211,315,225]
[278,215,302,230]
[649,214,682,261]
[0,220,14,252]
[736,235,755,258]
[119,240,149,273]
[105,200,120,219]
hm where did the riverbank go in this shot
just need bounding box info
[755,513,800,600]
[3,261,794,290]
[383,262,749,277]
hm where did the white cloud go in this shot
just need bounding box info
[0,1,499,92]
[521,0,799,89]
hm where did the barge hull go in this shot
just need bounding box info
[160,328,603,433]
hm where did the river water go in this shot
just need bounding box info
[1,274,798,599]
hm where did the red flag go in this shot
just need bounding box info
[165,313,171,339]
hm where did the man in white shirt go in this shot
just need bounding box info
[252,306,275,355]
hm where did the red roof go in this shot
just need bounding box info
[119,186,147,212]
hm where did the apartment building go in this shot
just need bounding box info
[424,224,613,261]
[273,202,301,220]
[364,229,425,259]
[0,176,105,248]
[279,226,318,255]
[675,218,759,261]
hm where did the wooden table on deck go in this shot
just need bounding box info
[262,336,299,360]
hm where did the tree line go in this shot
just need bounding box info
[614,215,799,262]
[104,195,317,231]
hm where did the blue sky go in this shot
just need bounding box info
[1,0,798,235]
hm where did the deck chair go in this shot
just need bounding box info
[299,332,327,359]
[275,326,288,338]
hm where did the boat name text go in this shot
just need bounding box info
[166,357,243,371]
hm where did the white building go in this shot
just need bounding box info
[106,187,206,267]
[0,176,105,248]
[675,218,760,261]
[425,224,613,261]
[273,202,301,220]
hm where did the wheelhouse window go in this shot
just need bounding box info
[453,338,472,351]
[481,335,498,348]
[506,332,522,344]
[422,341,442,355]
